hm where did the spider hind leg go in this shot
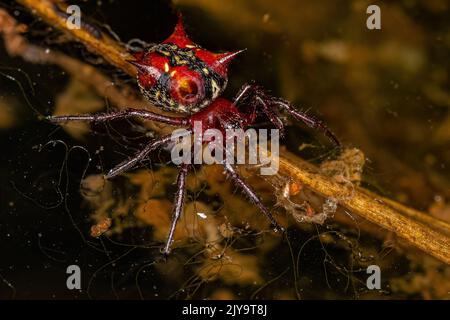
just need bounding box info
[162,163,189,255]
[223,162,284,233]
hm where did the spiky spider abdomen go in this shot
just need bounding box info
[131,18,242,114]
[48,15,340,255]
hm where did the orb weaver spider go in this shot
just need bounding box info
[48,15,340,255]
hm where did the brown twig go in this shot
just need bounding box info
[278,150,450,264]
[10,0,450,264]
[18,0,136,75]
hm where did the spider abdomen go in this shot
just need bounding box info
[129,16,243,114]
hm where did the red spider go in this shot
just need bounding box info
[48,15,340,255]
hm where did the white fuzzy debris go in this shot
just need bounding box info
[197,212,207,219]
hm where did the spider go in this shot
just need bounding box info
[48,15,340,255]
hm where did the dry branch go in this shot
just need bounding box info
[9,0,450,264]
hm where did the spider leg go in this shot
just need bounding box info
[223,162,284,233]
[105,133,175,179]
[255,96,285,137]
[233,84,284,135]
[47,108,189,126]
[271,97,340,147]
[48,108,191,178]
[233,83,340,146]
[233,82,255,105]
[162,163,189,255]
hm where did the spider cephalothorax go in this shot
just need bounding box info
[49,14,340,255]
[130,16,243,114]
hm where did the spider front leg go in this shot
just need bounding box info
[47,108,189,126]
[272,97,341,146]
[223,162,284,233]
[233,83,284,134]
[48,108,191,178]
[234,83,340,146]
[162,163,190,255]
[254,96,286,136]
